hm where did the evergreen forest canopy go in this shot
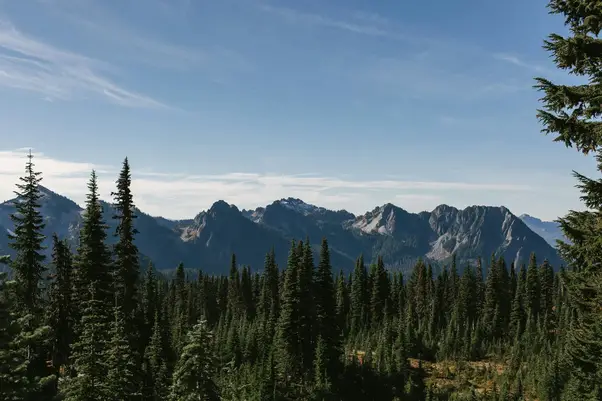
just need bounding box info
[1,0,602,400]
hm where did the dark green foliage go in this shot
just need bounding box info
[74,171,114,310]
[534,1,602,398]
[0,274,40,400]
[8,151,46,316]
[111,157,141,344]
[106,306,141,401]
[313,238,341,384]
[274,240,301,381]
[350,254,368,334]
[169,319,219,401]
[47,235,75,373]
[62,285,110,401]
[7,152,55,400]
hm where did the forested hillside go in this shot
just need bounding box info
[1,1,602,400]
[0,154,574,400]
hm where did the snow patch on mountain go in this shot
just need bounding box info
[352,204,398,235]
[353,210,383,233]
[277,198,323,215]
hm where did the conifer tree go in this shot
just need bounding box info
[144,311,170,401]
[62,284,110,401]
[111,157,141,343]
[142,262,157,347]
[47,234,74,374]
[525,253,541,321]
[298,239,315,375]
[370,256,388,324]
[509,264,526,340]
[313,238,340,384]
[8,152,56,400]
[274,241,301,381]
[240,266,255,319]
[105,306,140,401]
[534,2,602,398]
[172,262,187,353]
[335,270,348,335]
[350,254,367,334]
[258,248,279,333]
[8,151,46,316]
[482,256,499,338]
[0,273,42,400]
[226,255,241,321]
[169,319,219,401]
[313,335,330,391]
[74,171,114,311]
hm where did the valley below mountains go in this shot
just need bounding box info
[0,187,562,274]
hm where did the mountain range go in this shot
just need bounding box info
[518,214,566,247]
[0,187,563,274]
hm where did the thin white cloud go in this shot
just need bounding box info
[0,149,533,219]
[260,5,529,100]
[493,53,547,73]
[259,5,411,41]
[38,0,252,75]
[0,19,167,108]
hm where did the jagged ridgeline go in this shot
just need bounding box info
[0,189,562,275]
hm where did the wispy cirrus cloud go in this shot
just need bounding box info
[0,19,167,108]
[493,53,547,73]
[260,5,528,100]
[39,0,252,74]
[259,4,413,42]
[0,149,533,219]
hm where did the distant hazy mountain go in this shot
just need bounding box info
[0,189,562,274]
[519,214,567,248]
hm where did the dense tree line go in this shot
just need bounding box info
[0,154,588,401]
[2,0,602,399]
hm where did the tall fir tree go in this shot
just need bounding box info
[0,272,47,400]
[144,310,170,401]
[172,262,187,353]
[8,151,46,316]
[142,262,157,348]
[105,306,141,401]
[169,319,219,401]
[111,157,141,343]
[8,151,55,400]
[274,240,301,382]
[370,256,389,325]
[74,171,114,311]
[350,254,367,334]
[62,284,110,401]
[47,235,75,374]
[298,239,315,376]
[226,254,241,321]
[313,238,340,384]
[535,1,602,398]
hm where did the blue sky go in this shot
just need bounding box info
[0,0,596,220]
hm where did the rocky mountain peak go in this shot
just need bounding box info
[275,197,323,215]
[0,186,563,274]
[351,203,406,235]
[207,200,240,219]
